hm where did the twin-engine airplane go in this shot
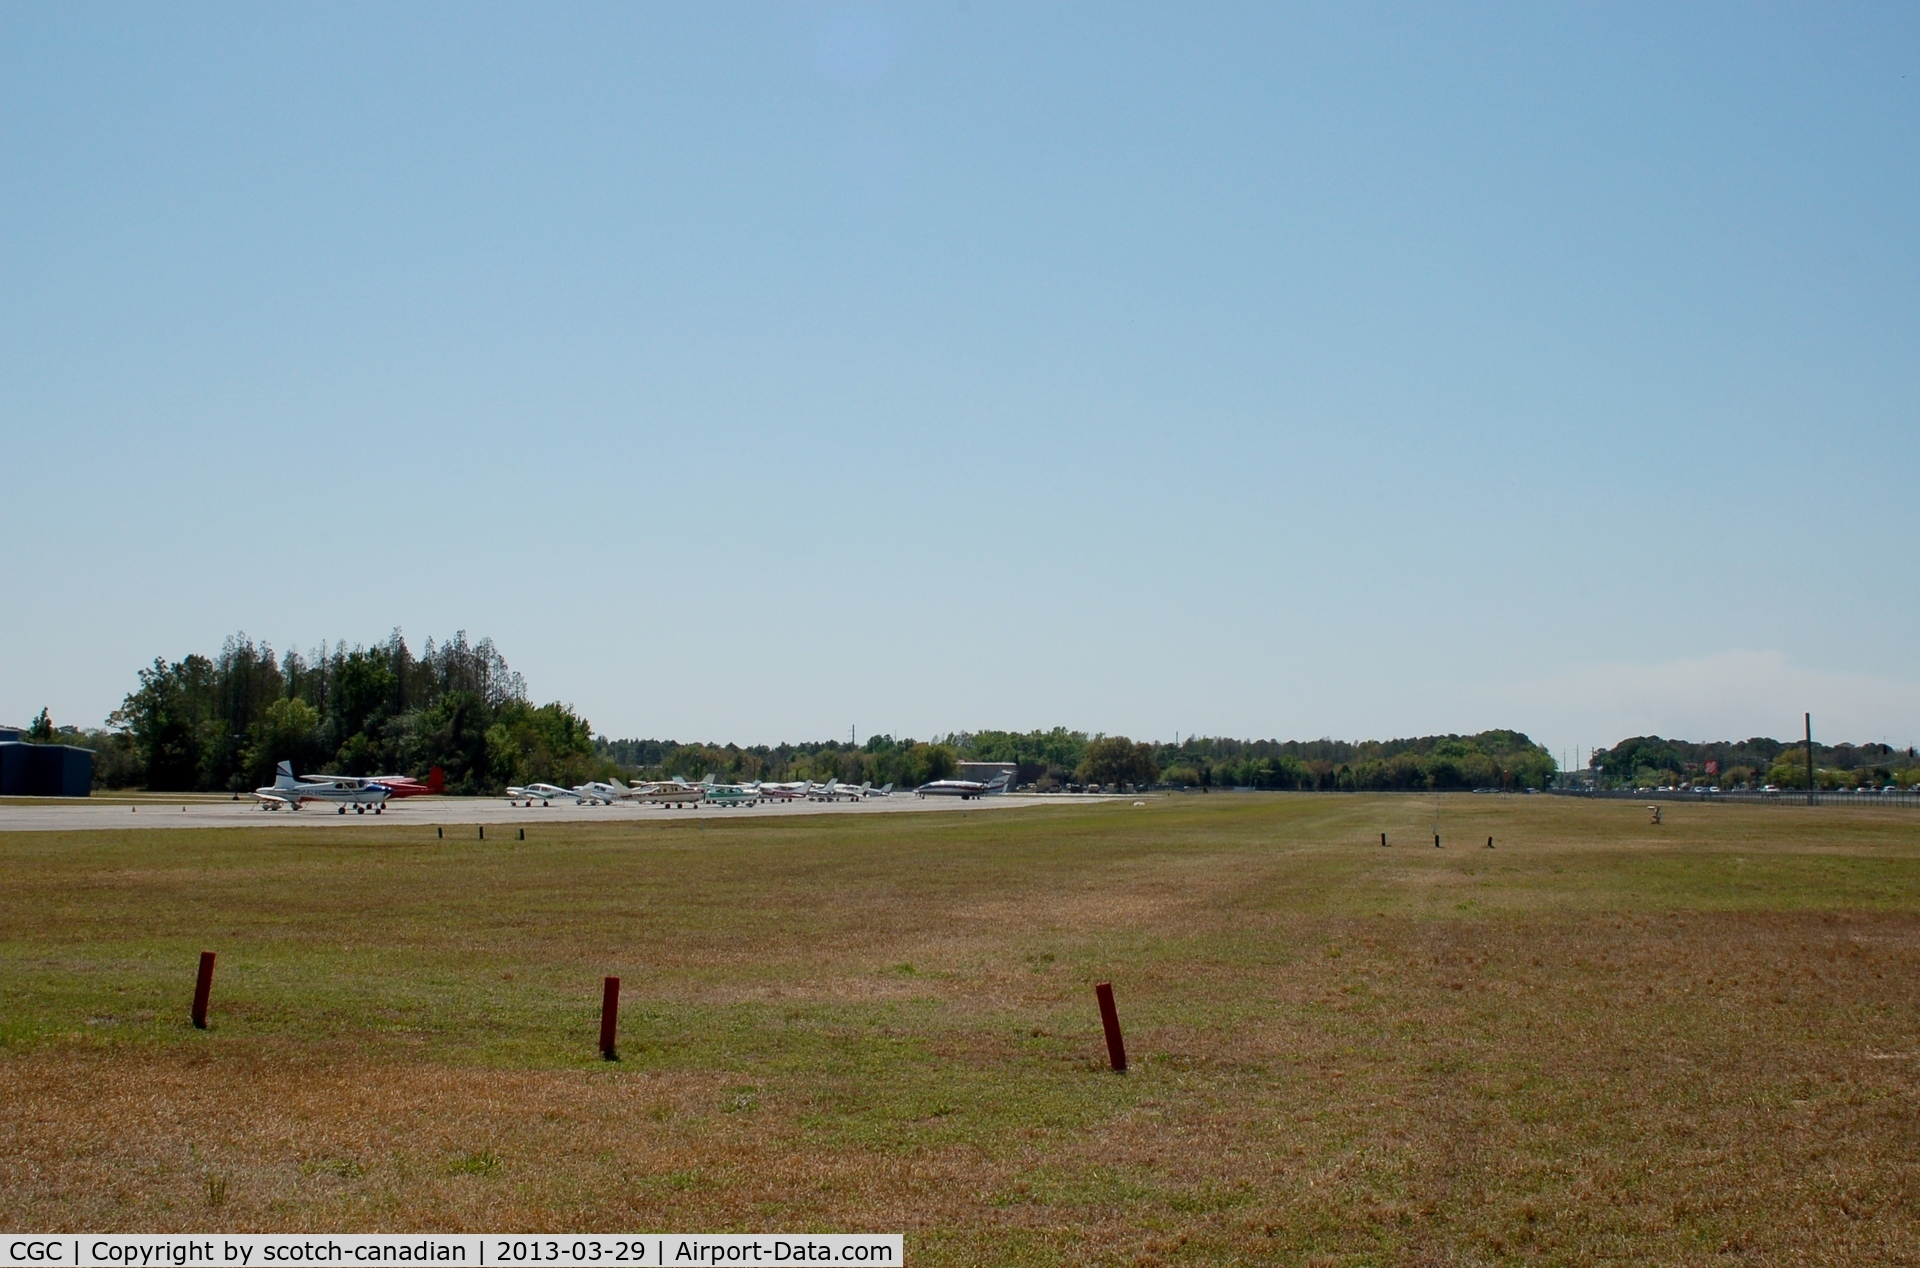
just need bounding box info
[252,761,393,813]
[913,772,1012,799]
[632,779,708,805]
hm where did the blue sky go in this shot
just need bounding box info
[3,3,1916,759]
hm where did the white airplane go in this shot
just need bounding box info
[506,783,583,807]
[812,779,892,801]
[808,777,859,802]
[914,773,1011,799]
[631,777,708,806]
[253,761,392,814]
[576,779,644,805]
[306,769,444,799]
[754,779,814,802]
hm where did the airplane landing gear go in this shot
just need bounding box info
[338,806,347,815]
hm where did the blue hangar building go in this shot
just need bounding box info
[0,727,94,796]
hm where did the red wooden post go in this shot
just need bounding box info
[1094,982,1127,1072]
[599,976,621,1060]
[191,951,216,1029]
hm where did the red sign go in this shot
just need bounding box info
[1705,760,1719,775]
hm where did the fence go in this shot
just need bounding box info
[1547,787,1920,809]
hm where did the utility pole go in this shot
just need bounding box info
[1806,713,1815,808]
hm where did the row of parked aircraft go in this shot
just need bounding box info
[250,762,1012,813]
[505,770,1012,807]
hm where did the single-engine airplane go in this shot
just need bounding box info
[310,767,445,799]
[575,779,643,805]
[807,777,855,802]
[506,783,584,807]
[252,761,392,814]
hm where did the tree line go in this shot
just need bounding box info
[53,631,605,793]
[32,630,1566,794]
[1594,735,1920,790]
[595,727,1561,792]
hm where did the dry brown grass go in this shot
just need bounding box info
[2,794,1918,1263]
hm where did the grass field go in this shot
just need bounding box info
[3,794,1917,1263]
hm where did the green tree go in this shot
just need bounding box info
[400,690,495,793]
[1768,748,1813,789]
[1077,736,1158,788]
[112,656,215,791]
[246,697,324,782]
[26,708,53,742]
[484,700,599,787]
[332,649,397,746]
[904,743,958,786]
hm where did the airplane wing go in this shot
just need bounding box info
[251,790,294,809]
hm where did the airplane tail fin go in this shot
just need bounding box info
[879,783,893,795]
[275,760,297,788]
[823,777,837,792]
[427,765,446,794]
[987,773,1011,794]
[702,773,716,787]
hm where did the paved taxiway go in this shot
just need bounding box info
[0,793,1127,832]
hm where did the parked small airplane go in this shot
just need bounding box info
[807,777,856,802]
[313,767,445,799]
[576,779,643,805]
[692,773,771,807]
[632,778,707,806]
[914,773,1012,799]
[252,761,392,813]
[506,782,583,807]
[810,779,891,802]
[369,766,444,798]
